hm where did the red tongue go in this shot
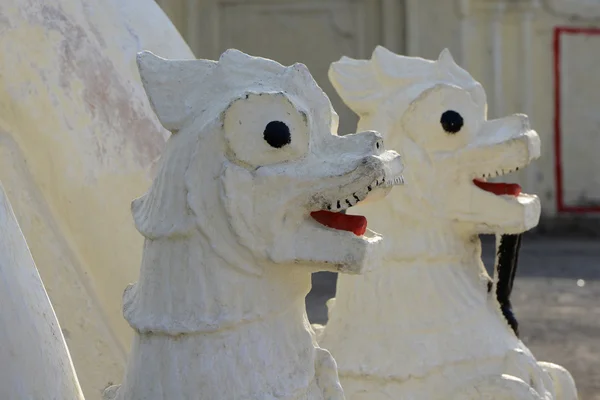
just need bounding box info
[473,179,522,196]
[310,210,367,236]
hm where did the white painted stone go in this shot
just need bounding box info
[316,47,578,400]
[0,0,194,396]
[0,182,84,400]
[104,49,404,400]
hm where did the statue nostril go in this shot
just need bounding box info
[374,139,383,152]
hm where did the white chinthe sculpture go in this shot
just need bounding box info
[0,182,84,400]
[103,48,405,400]
[315,47,578,400]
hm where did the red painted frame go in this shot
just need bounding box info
[553,26,600,213]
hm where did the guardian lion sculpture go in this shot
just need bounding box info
[104,49,404,400]
[315,47,578,400]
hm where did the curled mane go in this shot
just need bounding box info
[131,132,198,239]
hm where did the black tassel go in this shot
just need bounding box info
[495,233,523,337]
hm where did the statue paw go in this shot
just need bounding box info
[538,362,578,400]
[504,349,554,398]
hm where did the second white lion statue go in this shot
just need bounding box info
[315,47,578,400]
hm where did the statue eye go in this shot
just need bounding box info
[263,121,291,148]
[440,110,464,134]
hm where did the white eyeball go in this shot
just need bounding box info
[223,92,309,167]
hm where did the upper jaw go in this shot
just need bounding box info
[309,151,405,213]
[470,130,540,182]
[464,115,540,186]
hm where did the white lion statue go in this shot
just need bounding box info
[315,47,578,400]
[104,48,405,400]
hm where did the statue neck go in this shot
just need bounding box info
[321,204,515,382]
[384,220,481,264]
[336,205,490,320]
[354,198,483,264]
[114,234,333,400]
[331,216,490,327]
[123,233,312,335]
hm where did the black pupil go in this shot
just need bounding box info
[263,121,291,148]
[440,110,464,134]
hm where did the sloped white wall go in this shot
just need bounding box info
[0,182,85,400]
[0,0,193,397]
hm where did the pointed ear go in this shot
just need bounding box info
[136,51,216,132]
[371,45,402,67]
[218,48,254,65]
[437,48,456,66]
[435,48,474,83]
[328,54,381,117]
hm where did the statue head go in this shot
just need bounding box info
[330,47,540,235]
[134,49,405,276]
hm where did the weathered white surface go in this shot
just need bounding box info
[104,49,404,400]
[0,182,84,400]
[316,47,578,399]
[0,0,193,397]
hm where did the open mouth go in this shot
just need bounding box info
[309,175,403,236]
[473,178,521,197]
[311,211,368,236]
[472,165,525,197]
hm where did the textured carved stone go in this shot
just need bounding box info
[316,46,578,400]
[104,49,404,400]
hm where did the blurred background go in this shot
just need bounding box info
[154,0,600,397]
